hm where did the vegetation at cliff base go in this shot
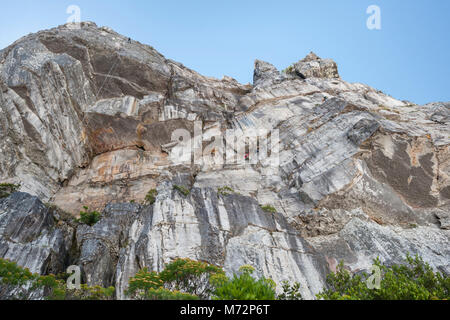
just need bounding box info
[0,258,114,300]
[317,254,450,300]
[127,258,223,300]
[212,265,277,300]
[128,261,296,301]
[1,254,448,300]
[278,281,303,300]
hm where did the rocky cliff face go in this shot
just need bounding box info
[0,22,449,299]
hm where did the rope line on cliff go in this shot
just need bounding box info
[95,56,121,99]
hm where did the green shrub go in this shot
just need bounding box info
[130,286,198,300]
[0,183,20,198]
[1,257,306,301]
[66,284,115,300]
[277,281,303,300]
[37,276,115,300]
[173,185,190,196]
[260,205,277,213]
[212,265,276,300]
[0,258,114,300]
[218,186,235,196]
[78,206,101,226]
[0,258,68,300]
[317,254,450,300]
[145,189,158,205]
[0,258,38,287]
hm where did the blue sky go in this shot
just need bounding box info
[1,0,449,105]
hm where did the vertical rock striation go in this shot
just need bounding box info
[0,23,449,299]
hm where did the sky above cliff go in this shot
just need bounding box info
[1,0,449,105]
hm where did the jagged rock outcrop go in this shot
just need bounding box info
[0,22,250,208]
[0,193,74,275]
[0,193,76,299]
[253,60,285,88]
[0,23,449,299]
[284,52,340,79]
[76,202,142,288]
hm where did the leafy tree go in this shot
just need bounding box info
[277,281,303,300]
[159,258,224,299]
[127,258,223,300]
[127,268,164,297]
[212,265,277,300]
[127,268,198,300]
[317,254,450,300]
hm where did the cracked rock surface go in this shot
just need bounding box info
[0,23,449,299]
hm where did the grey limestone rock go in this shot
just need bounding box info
[0,24,449,300]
